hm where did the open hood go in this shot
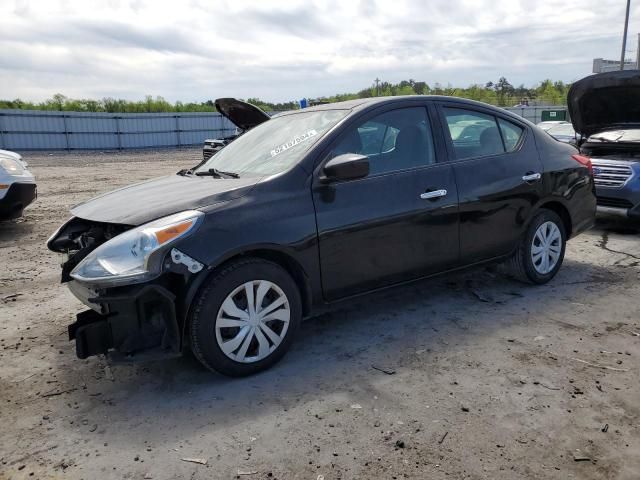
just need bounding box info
[568,70,640,137]
[70,174,259,225]
[214,98,270,131]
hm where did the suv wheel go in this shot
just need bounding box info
[189,258,301,377]
[504,210,567,284]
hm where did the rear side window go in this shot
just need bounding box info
[498,118,524,152]
[443,107,504,160]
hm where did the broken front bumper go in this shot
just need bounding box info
[68,281,181,360]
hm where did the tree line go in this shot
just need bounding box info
[310,77,571,108]
[0,78,571,113]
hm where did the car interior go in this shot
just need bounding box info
[332,108,436,175]
[331,106,523,170]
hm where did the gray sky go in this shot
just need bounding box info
[1,0,637,103]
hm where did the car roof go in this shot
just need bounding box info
[278,95,526,118]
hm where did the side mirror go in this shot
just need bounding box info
[321,153,369,182]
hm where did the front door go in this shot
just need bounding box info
[312,105,459,301]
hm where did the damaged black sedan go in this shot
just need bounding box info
[48,96,596,376]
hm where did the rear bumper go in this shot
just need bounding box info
[0,182,37,218]
[67,281,181,360]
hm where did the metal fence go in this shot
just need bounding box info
[0,105,568,151]
[0,109,237,151]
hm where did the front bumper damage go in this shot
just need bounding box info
[49,216,206,361]
[68,281,181,360]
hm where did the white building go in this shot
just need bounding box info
[593,34,640,73]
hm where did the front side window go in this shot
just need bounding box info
[331,107,435,175]
[443,108,505,160]
[197,109,349,177]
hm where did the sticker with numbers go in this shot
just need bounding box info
[271,130,318,157]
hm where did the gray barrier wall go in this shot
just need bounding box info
[0,105,568,151]
[0,109,237,151]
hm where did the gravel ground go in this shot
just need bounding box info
[1,148,639,480]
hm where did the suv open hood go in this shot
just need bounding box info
[215,98,270,131]
[568,70,640,137]
[70,174,259,225]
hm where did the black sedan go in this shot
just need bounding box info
[47,96,596,376]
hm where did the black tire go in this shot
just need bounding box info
[189,258,302,377]
[503,209,567,284]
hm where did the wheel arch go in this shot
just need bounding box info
[229,248,314,318]
[536,200,573,238]
[181,246,313,338]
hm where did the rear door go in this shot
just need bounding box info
[437,103,544,263]
[312,103,459,301]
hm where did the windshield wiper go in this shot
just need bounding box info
[177,168,194,176]
[195,168,240,179]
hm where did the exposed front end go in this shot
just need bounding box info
[47,213,206,361]
[67,281,180,359]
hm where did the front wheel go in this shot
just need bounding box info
[503,210,567,284]
[189,258,302,377]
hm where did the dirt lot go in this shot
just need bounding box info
[1,148,639,480]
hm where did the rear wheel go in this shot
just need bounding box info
[190,258,302,377]
[503,210,567,284]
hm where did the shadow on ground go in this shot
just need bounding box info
[43,253,620,448]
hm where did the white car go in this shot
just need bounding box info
[0,149,36,219]
[536,121,570,132]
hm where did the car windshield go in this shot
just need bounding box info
[196,109,349,177]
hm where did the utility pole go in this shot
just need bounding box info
[375,78,380,96]
[621,0,631,70]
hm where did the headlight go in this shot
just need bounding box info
[71,210,204,286]
[0,157,25,175]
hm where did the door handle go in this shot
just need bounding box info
[420,189,447,200]
[522,172,541,182]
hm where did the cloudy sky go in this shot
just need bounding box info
[1,0,638,103]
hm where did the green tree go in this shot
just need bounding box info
[0,78,574,114]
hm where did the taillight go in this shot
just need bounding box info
[572,154,592,175]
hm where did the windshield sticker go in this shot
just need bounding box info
[270,130,318,157]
